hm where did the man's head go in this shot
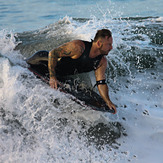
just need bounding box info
[94,29,113,55]
[93,29,112,42]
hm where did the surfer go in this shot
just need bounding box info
[48,29,117,113]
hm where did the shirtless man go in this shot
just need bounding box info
[48,29,117,113]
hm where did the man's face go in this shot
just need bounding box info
[99,36,113,55]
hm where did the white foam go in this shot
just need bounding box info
[153,17,163,22]
[0,30,26,67]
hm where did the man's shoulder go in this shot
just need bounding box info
[70,40,85,53]
[59,40,85,57]
[71,40,85,47]
[60,40,84,49]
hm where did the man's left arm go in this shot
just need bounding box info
[95,57,117,114]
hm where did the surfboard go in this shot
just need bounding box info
[26,51,115,113]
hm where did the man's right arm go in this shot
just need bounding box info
[48,45,72,88]
[48,40,85,89]
[48,49,59,89]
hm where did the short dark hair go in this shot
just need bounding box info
[93,29,112,42]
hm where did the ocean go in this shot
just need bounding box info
[0,0,163,162]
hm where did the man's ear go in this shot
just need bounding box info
[97,40,102,48]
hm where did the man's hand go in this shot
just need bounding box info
[107,101,117,114]
[49,77,61,89]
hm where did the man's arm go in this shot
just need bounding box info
[48,43,73,88]
[95,57,117,113]
[48,41,85,89]
[48,49,60,89]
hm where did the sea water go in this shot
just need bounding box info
[0,0,163,162]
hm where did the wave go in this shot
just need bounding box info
[0,15,162,81]
[0,15,163,163]
[114,16,163,21]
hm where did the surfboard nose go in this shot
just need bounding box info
[25,50,49,65]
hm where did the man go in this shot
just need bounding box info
[48,29,117,113]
